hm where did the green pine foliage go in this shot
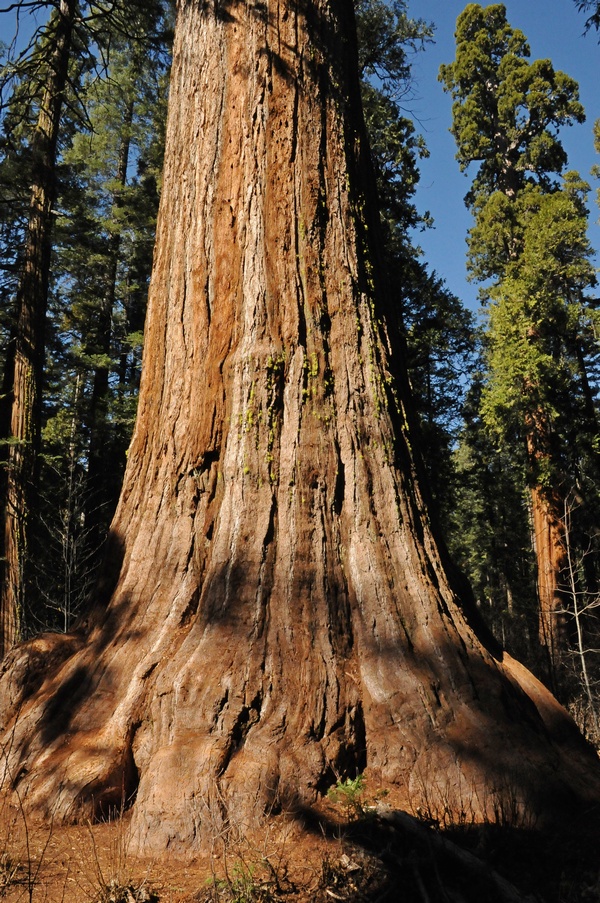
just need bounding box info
[36,33,170,630]
[439,3,584,203]
[575,0,600,33]
[0,1,172,632]
[448,379,537,660]
[480,179,598,480]
[441,3,600,686]
[356,0,434,241]
[356,0,476,521]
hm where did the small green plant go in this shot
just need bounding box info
[212,861,257,902]
[191,783,294,903]
[203,856,288,902]
[327,774,367,820]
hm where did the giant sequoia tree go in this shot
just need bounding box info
[440,4,598,670]
[0,0,599,853]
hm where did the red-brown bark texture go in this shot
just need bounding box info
[530,484,567,667]
[525,409,569,669]
[0,0,599,853]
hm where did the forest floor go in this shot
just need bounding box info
[1,786,599,903]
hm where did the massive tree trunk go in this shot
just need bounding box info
[0,0,598,854]
[0,0,76,656]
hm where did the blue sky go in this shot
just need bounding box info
[1,1,597,319]
[405,0,600,313]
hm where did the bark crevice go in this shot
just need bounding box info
[0,0,598,853]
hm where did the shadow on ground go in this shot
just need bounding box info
[208,800,600,903]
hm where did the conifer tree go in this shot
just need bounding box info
[440,3,598,671]
[0,0,79,657]
[357,0,476,522]
[1,0,599,851]
[38,38,168,629]
[449,373,538,659]
[0,0,171,650]
[575,0,600,32]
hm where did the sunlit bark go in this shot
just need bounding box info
[0,0,598,853]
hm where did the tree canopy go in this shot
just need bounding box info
[439,3,584,203]
[441,3,600,674]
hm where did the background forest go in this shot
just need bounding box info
[1,0,599,742]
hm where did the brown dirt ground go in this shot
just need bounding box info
[2,784,599,902]
[0,794,385,903]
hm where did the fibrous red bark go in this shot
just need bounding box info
[0,0,598,854]
[530,485,567,666]
[525,409,569,670]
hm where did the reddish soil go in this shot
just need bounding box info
[0,796,373,902]
[2,784,599,902]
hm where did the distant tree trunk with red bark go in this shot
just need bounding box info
[0,0,598,854]
[530,486,567,666]
[525,410,568,673]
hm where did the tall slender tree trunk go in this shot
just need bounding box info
[530,484,567,665]
[0,0,598,853]
[525,410,567,671]
[0,0,77,657]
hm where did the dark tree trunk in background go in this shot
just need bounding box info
[0,0,598,853]
[86,102,134,548]
[0,0,77,657]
